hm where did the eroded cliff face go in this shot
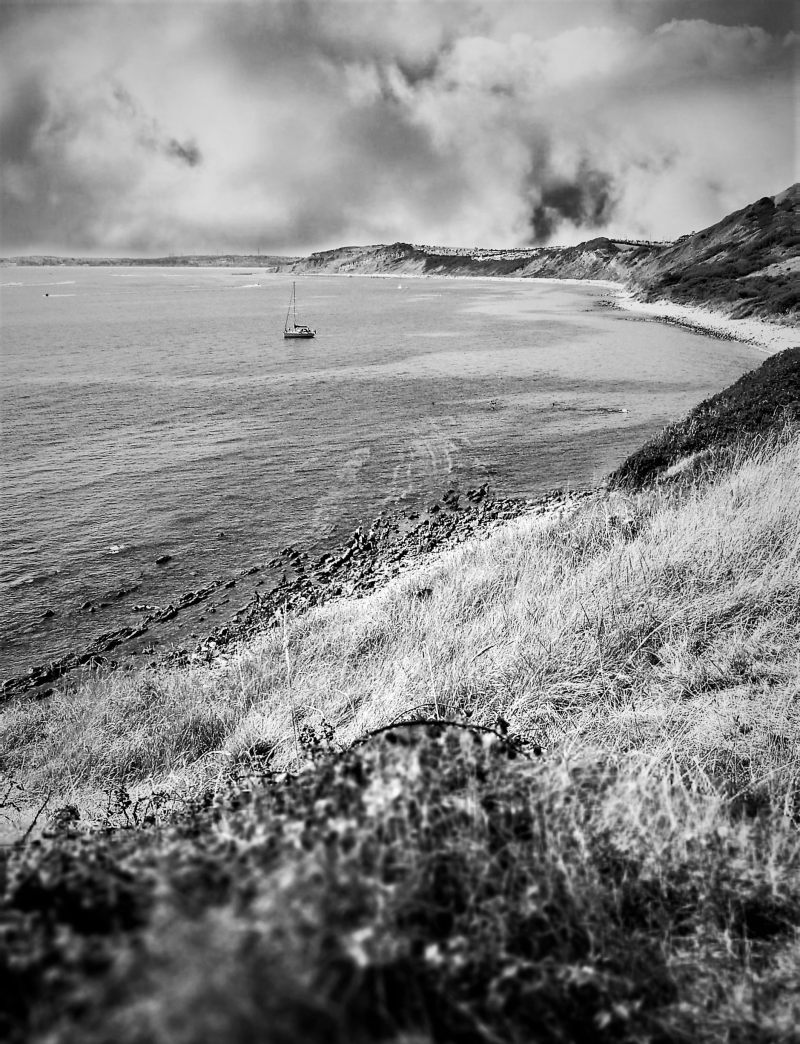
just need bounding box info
[289,237,637,281]
[287,184,799,322]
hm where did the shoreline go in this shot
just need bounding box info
[2,483,595,701]
[609,287,797,356]
[4,272,791,698]
[311,269,796,354]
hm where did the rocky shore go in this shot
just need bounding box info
[1,483,594,704]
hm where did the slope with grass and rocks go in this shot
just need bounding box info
[3,348,800,1042]
[623,184,799,323]
[610,345,800,487]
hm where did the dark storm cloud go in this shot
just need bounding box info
[529,163,618,244]
[111,83,203,167]
[165,138,202,168]
[0,1,796,254]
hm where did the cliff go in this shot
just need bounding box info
[289,236,637,281]
[287,184,799,322]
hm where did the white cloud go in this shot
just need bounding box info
[0,3,795,253]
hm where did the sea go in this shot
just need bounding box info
[0,266,763,683]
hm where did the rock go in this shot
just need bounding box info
[155,554,172,565]
[41,607,56,619]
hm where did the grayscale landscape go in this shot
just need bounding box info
[1,2,798,1042]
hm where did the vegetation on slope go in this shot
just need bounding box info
[4,723,800,1044]
[625,185,799,321]
[610,346,800,487]
[3,427,800,1042]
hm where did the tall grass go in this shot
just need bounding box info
[4,433,798,814]
[4,434,800,1042]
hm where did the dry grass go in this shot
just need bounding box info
[3,433,800,1042]
[4,432,798,815]
[5,726,800,1043]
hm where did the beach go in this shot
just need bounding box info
[612,287,798,355]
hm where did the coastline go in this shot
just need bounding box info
[327,268,796,354]
[609,286,798,355]
[2,484,593,701]
[4,269,790,699]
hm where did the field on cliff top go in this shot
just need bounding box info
[3,389,800,1041]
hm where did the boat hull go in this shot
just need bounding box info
[284,329,316,339]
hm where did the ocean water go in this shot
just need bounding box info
[0,267,762,681]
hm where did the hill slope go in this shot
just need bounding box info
[611,346,800,486]
[289,185,799,322]
[289,237,633,281]
[4,345,800,1041]
[624,184,799,322]
[3,431,800,1044]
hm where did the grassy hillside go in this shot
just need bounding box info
[3,424,800,1041]
[625,185,799,322]
[611,346,800,487]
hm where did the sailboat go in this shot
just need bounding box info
[283,281,316,339]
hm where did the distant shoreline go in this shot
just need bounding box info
[5,256,792,354]
[317,269,797,355]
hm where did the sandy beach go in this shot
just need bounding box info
[611,288,798,355]
[362,270,797,356]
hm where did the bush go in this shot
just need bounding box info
[4,723,800,1043]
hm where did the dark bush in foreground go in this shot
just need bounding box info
[3,721,800,1043]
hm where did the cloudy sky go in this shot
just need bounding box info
[0,0,796,255]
